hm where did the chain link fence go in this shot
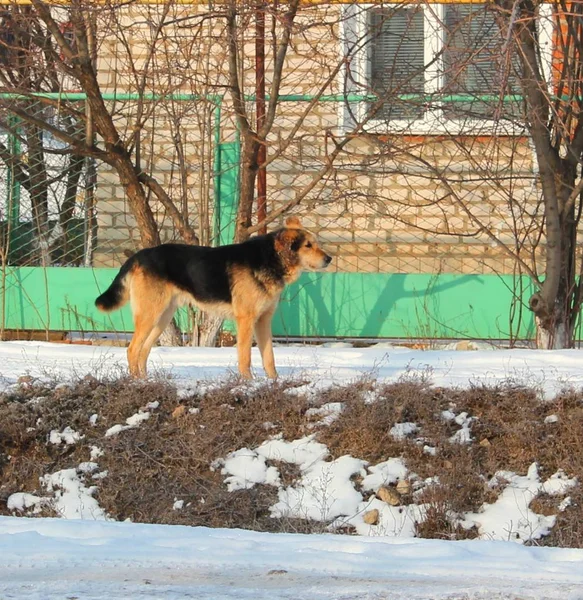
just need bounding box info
[0,0,569,343]
[0,94,537,279]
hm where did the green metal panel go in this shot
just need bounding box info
[0,266,537,340]
[273,272,536,339]
[0,267,133,333]
[214,141,240,246]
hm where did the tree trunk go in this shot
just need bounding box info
[234,137,260,242]
[159,320,183,346]
[112,155,160,247]
[59,153,84,264]
[191,311,223,347]
[529,286,572,349]
[535,315,570,349]
[27,121,51,266]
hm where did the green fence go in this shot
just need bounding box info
[0,132,539,342]
[0,94,542,342]
[0,265,536,341]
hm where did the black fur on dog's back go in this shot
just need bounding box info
[143,232,297,301]
[95,230,301,311]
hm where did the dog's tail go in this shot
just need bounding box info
[95,255,136,313]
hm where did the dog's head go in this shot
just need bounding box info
[274,216,332,272]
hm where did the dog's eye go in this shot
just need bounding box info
[305,242,312,248]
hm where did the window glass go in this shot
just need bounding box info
[368,6,425,121]
[443,4,521,120]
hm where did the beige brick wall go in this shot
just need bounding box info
[91,3,540,276]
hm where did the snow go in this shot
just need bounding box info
[305,401,344,426]
[442,409,476,444]
[462,464,578,543]
[105,407,153,437]
[41,468,109,520]
[217,447,282,491]
[0,340,582,397]
[216,435,330,492]
[48,425,83,445]
[271,454,367,521]
[361,458,410,491]
[6,493,45,514]
[1,516,583,600]
[389,421,419,440]
[214,436,578,544]
[2,340,583,598]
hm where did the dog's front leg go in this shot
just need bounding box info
[235,314,255,379]
[254,308,277,379]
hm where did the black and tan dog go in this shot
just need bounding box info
[95,216,332,379]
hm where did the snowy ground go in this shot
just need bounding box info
[2,341,583,599]
[1,340,583,398]
[1,516,583,600]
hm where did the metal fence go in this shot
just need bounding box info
[0,93,549,342]
[0,107,95,267]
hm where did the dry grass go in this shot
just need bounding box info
[1,374,582,546]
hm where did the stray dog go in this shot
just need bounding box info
[95,216,332,379]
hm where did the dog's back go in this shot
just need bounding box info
[95,237,283,312]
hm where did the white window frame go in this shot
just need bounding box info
[340,3,555,136]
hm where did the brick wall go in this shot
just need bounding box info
[91,3,541,276]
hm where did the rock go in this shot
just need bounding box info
[396,479,411,495]
[172,405,187,419]
[363,508,380,525]
[455,340,480,351]
[377,486,401,506]
[479,438,491,447]
[455,340,472,351]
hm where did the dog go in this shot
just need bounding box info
[95,216,332,379]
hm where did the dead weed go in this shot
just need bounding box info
[1,374,582,546]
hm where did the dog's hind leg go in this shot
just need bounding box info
[136,297,178,377]
[254,305,277,379]
[127,271,175,378]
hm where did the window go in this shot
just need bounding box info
[342,3,552,133]
[369,6,425,121]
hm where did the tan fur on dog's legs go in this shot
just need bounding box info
[128,313,154,378]
[136,299,178,376]
[235,314,255,379]
[127,270,176,378]
[254,306,277,379]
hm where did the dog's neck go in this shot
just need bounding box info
[254,262,301,291]
[283,265,302,285]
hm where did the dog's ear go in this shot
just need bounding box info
[275,228,302,254]
[285,216,302,229]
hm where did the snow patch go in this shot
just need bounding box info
[49,426,83,445]
[463,463,577,543]
[105,409,151,437]
[306,402,344,427]
[389,422,418,441]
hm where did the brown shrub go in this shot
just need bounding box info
[1,374,582,546]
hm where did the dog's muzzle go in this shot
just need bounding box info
[324,254,332,266]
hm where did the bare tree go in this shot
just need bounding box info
[340,1,583,348]
[496,0,583,347]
